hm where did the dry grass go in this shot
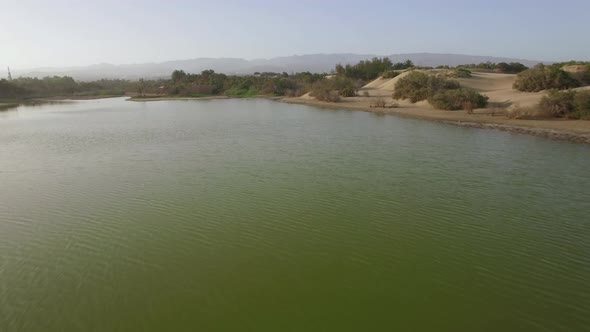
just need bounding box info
[370,97,386,108]
[485,107,508,117]
[507,104,541,119]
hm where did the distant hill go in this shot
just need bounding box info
[10,53,546,81]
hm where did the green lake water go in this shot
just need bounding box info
[1,98,589,331]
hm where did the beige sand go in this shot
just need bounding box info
[283,71,590,144]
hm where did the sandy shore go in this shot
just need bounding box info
[280,97,590,144]
[110,76,590,145]
[280,70,590,144]
[120,92,590,144]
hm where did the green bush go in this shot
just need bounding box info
[496,62,528,73]
[224,88,258,97]
[538,90,590,119]
[0,79,27,99]
[451,68,472,78]
[310,77,357,101]
[314,90,340,102]
[538,90,576,117]
[393,71,460,103]
[428,88,489,111]
[381,70,401,79]
[513,64,580,92]
[339,87,356,97]
[334,58,413,81]
[370,97,386,108]
[573,91,590,119]
[458,62,528,73]
[392,60,414,70]
[335,57,393,81]
[561,64,590,85]
[310,80,341,102]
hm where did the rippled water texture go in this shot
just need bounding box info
[1,98,589,331]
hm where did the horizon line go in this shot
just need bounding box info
[4,52,557,72]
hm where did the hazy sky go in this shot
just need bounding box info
[2,0,590,69]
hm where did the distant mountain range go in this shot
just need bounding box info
[10,53,546,81]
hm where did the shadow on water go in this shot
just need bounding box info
[0,103,20,111]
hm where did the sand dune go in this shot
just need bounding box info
[357,70,548,108]
[359,71,413,97]
[456,72,545,108]
[455,72,515,91]
[285,69,590,143]
[299,92,314,100]
[305,68,587,114]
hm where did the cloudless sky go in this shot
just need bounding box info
[2,0,590,69]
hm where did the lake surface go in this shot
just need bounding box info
[1,98,589,331]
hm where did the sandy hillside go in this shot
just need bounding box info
[357,70,548,109]
[563,65,589,82]
[460,72,546,108]
[455,72,514,91]
[304,67,588,111]
[284,69,590,143]
[299,92,314,100]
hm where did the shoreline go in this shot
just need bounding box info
[40,95,126,101]
[0,103,20,110]
[127,95,283,102]
[7,94,589,144]
[128,95,231,102]
[123,94,590,144]
[279,97,590,145]
[0,95,126,110]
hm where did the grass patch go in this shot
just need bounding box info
[224,88,259,97]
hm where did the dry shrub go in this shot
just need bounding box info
[393,71,461,103]
[463,101,475,114]
[339,87,356,97]
[284,89,306,97]
[382,70,401,79]
[310,77,357,102]
[507,104,539,119]
[321,92,339,102]
[562,65,590,84]
[573,91,590,119]
[508,90,590,120]
[310,81,340,102]
[486,108,507,116]
[538,90,576,117]
[513,64,579,92]
[427,88,488,111]
[370,97,386,108]
[538,89,590,119]
[450,68,472,78]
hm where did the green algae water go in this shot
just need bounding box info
[1,98,589,331]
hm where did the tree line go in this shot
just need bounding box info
[0,76,141,99]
